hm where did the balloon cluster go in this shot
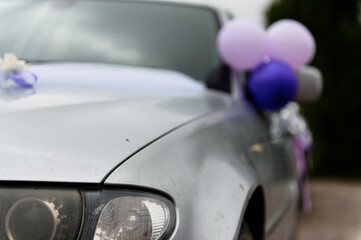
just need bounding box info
[217,19,316,111]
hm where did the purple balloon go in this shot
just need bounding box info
[248,61,298,111]
[217,19,267,71]
[266,19,316,69]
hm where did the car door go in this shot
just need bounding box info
[251,113,298,238]
[232,88,298,238]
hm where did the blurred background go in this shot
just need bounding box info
[209,0,361,239]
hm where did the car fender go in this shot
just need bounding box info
[105,107,262,239]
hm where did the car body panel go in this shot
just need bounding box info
[0,63,232,183]
[105,103,260,239]
[105,91,298,239]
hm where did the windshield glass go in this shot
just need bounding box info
[0,0,221,81]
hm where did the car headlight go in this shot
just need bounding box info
[0,187,175,240]
[81,189,176,240]
[0,187,82,240]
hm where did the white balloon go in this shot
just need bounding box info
[296,66,323,103]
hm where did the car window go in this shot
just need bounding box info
[0,0,222,81]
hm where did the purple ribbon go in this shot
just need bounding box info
[8,72,38,88]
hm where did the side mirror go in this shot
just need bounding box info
[296,66,323,103]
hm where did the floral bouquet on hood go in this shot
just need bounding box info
[0,53,37,89]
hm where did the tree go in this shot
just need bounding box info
[266,0,361,176]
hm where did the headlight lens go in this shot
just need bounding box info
[0,188,82,240]
[94,196,171,240]
[80,190,175,240]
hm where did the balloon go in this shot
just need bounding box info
[296,66,323,103]
[217,19,267,71]
[266,19,316,69]
[248,60,298,111]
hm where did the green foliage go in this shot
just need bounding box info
[266,0,361,176]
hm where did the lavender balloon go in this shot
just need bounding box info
[248,61,298,111]
[217,19,267,71]
[266,19,316,69]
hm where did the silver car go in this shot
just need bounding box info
[0,1,300,239]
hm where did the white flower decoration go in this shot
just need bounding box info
[0,53,29,73]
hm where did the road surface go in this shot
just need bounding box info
[297,180,361,240]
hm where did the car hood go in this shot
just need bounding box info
[0,63,232,183]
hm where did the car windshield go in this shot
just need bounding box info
[0,0,221,81]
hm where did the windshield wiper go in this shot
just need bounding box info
[22,59,67,64]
